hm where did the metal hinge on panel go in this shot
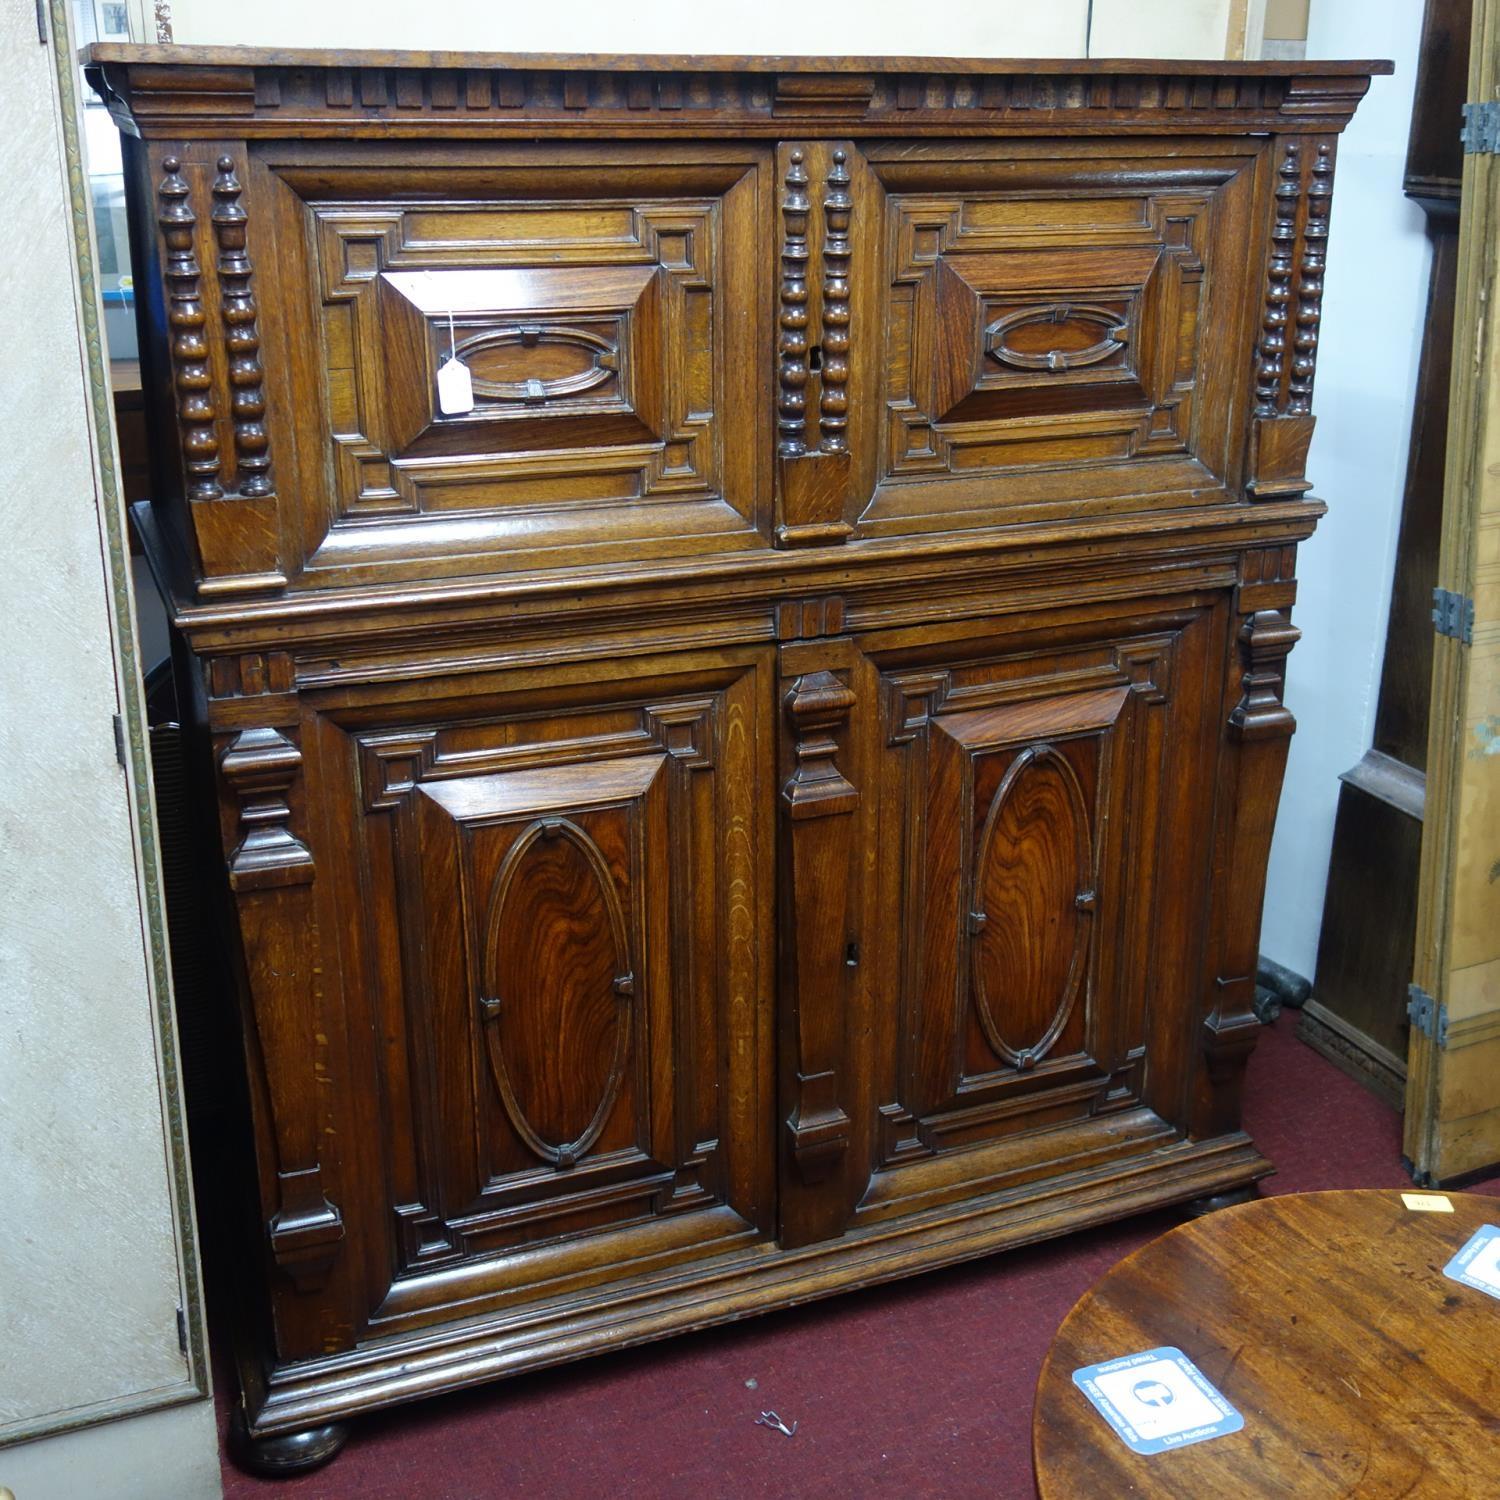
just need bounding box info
[176,1304,189,1355]
[112,713,127,768]
[1432,587,1475,644]
[1407,984,1449,1047]
[1462,101,1500,153]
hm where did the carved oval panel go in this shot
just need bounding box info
[970,745,1095,1070]
[455,324,619,404]
[986,303,1130,374]
[480,816,632,1168]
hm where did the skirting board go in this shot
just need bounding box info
[1297,997,1407,1110]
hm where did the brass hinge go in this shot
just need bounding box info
[1407,984,1448,1047]
[1462,100,1500,153]
[1432,587,1475,644]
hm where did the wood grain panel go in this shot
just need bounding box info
[242,145,772,587]
[860,140,1260,536]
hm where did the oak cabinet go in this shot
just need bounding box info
[89,45,1384,1470]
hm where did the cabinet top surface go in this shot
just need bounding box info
[84,43,1392,78]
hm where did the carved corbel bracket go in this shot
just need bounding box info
[779,656,860,1238]
[268,1175,346,1294]
[782,668,859,821]
[1246,138,1336,500]
[156,149,284,594]
[218,715,343,1291]
[776,145,856,548]
[1201,974,1264,1102]
[1228,609,1302,742]
[221,726,315,890]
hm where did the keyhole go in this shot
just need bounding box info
[845,940,860,969]
[809,345,824,372]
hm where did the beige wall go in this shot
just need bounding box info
[1265,0,1312,40]
[166,0,1269,56]
[167,0,1095,54]
[0,1,218,1495]
[1090,0,1266,59]
[167,0,1265,58]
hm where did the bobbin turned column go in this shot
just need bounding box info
[775,142,855,547]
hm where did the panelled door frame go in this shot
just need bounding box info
[216,644,777,1354]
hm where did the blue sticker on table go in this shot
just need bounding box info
[1072,1346,1244,1456]
[1444,1224,1500,1302]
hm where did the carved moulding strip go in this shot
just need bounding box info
[1247,136,1336,500]
[220,724,343,1290]
[90,58,1384,140]
[779,665,857,1235]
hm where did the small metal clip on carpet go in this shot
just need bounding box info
[755,1411,798,1437]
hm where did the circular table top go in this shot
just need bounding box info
[1032,1189,1500,1498]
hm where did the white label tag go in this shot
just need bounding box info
[437,356,474,415]
[1445,1224,1500,1301]
[1072,1347,1243,1456]
[1402,1192,1454,1213]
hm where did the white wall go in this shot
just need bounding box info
[1259,0,1431,978]
[1091,0,1265,60]
[161,0,1259,57]
[169,0,1092,53]
[0,0,218,1493]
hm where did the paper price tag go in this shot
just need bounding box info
[1444,1224,1500,1302]
[1402,1193,1454,1213]
[1072,1347,1243,1456]
[437,356,474,416]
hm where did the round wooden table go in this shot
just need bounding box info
[1033,1189,1500,1498]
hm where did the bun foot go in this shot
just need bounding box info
[1184,1184,1259,1218]
[228,1408,349,1476]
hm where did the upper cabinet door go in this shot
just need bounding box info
[208,142,773,588]
[851,139,1264,537]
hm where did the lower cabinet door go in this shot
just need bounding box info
[855,595,1231,1224]
[279,647,775,1345]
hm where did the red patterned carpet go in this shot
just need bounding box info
[217,1015,1500,1499]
